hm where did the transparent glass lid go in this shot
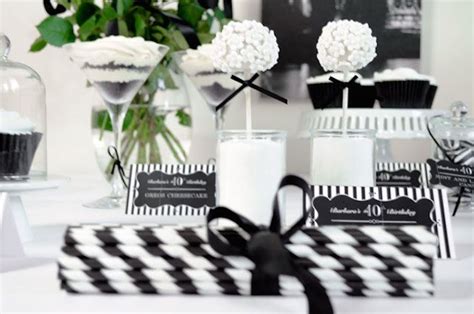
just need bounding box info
[430,101,474,140]
[0,34,45,101]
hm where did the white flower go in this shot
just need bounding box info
[316,20,377,72]
[210,20,279,74]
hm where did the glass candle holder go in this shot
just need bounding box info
[310,129,376,186]
[217,130,287,225]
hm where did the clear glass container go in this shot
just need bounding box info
[430,101,473,209]
[217,130,287,225]
[0,34,47,180]
[310,129,376,186]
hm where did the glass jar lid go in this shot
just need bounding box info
[0,33,45,104]
[430,101,474,140]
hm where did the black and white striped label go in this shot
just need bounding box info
[126,164,216,216]
[376,162,430,187]
[303,186,455,259]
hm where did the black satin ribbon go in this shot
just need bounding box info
[216,74,288,112]
[43,0,67,15]
[108,146,128,188]
[427,117,465,216]
[206,175,333,314]
[319,75,359,110]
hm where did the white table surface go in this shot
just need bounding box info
[1,175,473,314]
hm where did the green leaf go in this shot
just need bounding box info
[117,0,134,16]
[176,109,192,127]
[170,30,189,50]
[197,32,214,44]
[213,8,226,20]
[79,16,97,40]
[151,32,163,42]
[134,14,147,37]
[177,0,205,27]
[196,20,211,34]
[94,109,134,132]
[29,37,47,52]
[37,16,75,47]
[76,2,99,26]
[118,19,129,36]
[95,110,113,131]
[103,5,118,20]
[57,0,72,10]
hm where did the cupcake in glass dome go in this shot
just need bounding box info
[306,72,376,109]
[0,110,42,180]
[373,68,431,108]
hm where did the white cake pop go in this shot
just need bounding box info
[316,20,377,73]
[211,20,279,74]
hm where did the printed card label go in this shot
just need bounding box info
[312,195,434,227]
[126,164,215,216]
[428,159,474,189]
[427,159,474,189]
[302,185,455,259]
[376,169,421,187]
[135,171,216,208]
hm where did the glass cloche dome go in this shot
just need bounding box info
[0,34,47,180]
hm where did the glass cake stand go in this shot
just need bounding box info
[0,175,68,256]
[297,108,448,161]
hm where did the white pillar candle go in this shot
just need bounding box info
[217,131,286,225]
[311,130,376,187]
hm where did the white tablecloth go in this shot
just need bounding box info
[1,175,473,313]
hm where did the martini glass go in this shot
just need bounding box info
[65,37,169,209]
[173,51,241,130]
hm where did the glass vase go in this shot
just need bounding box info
[91,104,192,182]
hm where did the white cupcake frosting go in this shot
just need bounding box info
[64,36,167,67]
[180,44,216,76]
[373,68,433,82]
[0,110,35,134]
[306,72,362,84]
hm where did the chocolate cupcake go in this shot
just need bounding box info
[374,68,430,109]
[0,110,42,180]
[306,73,376,109]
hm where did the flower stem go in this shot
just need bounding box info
[161,128,185,164]
[164,125,187,160]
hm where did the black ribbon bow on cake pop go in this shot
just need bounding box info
[215,74,288,112]
[318,75,359,110]
[426,118,469,216]
[108,146,128,188]
[207,175,333,314]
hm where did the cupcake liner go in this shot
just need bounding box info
[375,80,430,109]
[307,82,376,109]
[348,85,376,108]
[307,82,342,109]
[0,132,42,179]
[425,85,437,108]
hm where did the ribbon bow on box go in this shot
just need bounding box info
[207,175,333,314]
